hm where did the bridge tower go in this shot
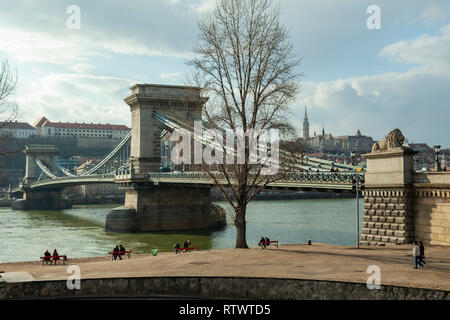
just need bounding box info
[23,145,59,185]
[125,84,204,173]
[12,145,71,210]
[106,84,225,232]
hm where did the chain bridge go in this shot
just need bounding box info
[11,84,364,232]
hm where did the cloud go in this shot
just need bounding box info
[380,24,450,71]
[65,63,96,73]
[13,74,133,126]
[292,23,450,146]
[413,2,450,27]
[0,0,205,70]
[160,72,181,80]
[1,0,449,148]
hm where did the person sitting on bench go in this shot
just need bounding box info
[112,245,121,260]
[43,250,51,265]
[51,249,59,265]
[258,237,266,249]
[183,240,191,249]
[119,244,126,258]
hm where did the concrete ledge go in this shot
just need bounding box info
[0,276,449,300]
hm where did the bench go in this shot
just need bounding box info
[175,247,197,253]
[40,255,68,265]
[108,250,132,260]
[260,241,278,248]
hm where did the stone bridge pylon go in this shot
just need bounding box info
[105,84,225,232]
[12,145,72,210]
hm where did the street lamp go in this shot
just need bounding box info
[355,167,363,249]
[434,145,441,172]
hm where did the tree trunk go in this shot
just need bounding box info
[234,205,249,248]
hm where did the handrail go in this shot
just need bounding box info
[82,130,132,176]
[35,158,59,179]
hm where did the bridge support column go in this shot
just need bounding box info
[12,145,72,210]
[123,84,205,175]
[105,179,226,232]
[12,189,72,210]
[360,147,418,246]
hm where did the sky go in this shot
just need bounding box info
[0,0,449,147]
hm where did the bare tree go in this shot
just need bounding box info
[0,58,18,185]
[0,59,18,124]
[187,0,301,248]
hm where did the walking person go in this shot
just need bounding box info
[419,241,426,266]
[413,241,423,269]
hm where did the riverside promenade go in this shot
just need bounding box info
[0,243,449,294]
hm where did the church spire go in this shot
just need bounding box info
[303,105,309,141]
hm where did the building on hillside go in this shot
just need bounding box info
[0,121,36,138]
[33,116,130,139]
[56,157,79,173]
[301,107,374,154]
[75,158,100,175]
[409,143,434,154]
[410,143,434,171]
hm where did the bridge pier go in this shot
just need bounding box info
[12,189,72,210]
[105,178,226,232]
[12,145,72,210]
[104,84,225,233]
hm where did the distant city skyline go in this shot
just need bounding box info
[0,0,449,147]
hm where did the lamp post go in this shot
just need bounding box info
[350,150,356,166]
[114,159,119,175]
[356,167,362,248]
[165,143,169,168]
[434,145,441,172]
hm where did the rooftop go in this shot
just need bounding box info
[33,117,130,131]
[0,121,35,130]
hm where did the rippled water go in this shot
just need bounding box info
[0,199,363,263]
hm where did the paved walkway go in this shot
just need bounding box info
[0,243,449,290]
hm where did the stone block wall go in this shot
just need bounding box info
[1,276,448,300]
[106,183,226,232]
[360,188,414,245]
[413,189,450,245]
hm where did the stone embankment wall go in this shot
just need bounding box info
[0,277,448,300]
[361,189,414,245]
[413,172,450,245]
[361,147,450,246]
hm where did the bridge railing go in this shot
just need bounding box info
[144,171,364,184]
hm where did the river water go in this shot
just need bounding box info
[0,199,364,263]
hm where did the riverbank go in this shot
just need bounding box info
[0,199,12,207]
[1,243,449,292]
